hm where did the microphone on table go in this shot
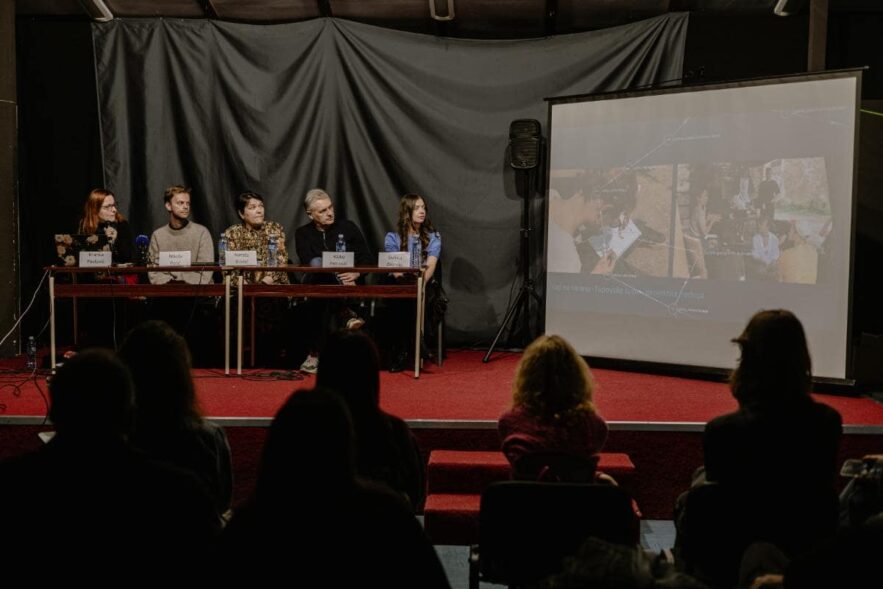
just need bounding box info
[135,234,150,266]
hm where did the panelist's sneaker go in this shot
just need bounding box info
[346,316,366,330]
[300,354,319,374]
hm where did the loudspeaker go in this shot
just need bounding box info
[509,119,542,170]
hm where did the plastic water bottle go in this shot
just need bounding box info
[267,235,278,267]
[218,234,227,266]
[335,234,346,252]
[410,235,422,268]
[26,336,37,370]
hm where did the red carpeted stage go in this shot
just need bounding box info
[2,350,882,519]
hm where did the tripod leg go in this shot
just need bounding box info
[483,287,528,363]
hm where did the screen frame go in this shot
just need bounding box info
[542,68,863,385]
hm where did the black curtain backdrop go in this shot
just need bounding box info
[92,15,687,345]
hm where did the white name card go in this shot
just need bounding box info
[79,251,112,267]
[322,251,354,268]
[226,250,258,266]
[378,252,410,268]
[159,251,192,267]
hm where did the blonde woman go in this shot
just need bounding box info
[498,334,608,480]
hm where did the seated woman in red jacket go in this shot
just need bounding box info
[498,334,608,481]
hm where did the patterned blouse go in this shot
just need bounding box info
[223,221,290,285]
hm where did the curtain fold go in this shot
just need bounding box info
[93,15,688,343]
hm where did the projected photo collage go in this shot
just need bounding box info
[548,157,834,286]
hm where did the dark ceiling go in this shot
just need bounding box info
[14,0,883,38]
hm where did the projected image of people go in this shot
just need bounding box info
[548,168,669,277]
[671,158,832,285]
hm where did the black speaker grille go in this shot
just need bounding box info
[509,119,541,139]
[511,138,540,169]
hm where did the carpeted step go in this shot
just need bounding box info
[427,450,636,494]
[423,493,481,546]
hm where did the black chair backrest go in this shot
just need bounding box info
[678,482,839,588]
[478,481,639,586]
[512,452,599,483]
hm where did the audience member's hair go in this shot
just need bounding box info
[545,536,708,589]
[118,320,202,433]
[48,348,134,438]
[512,334,596,422]
[316,330,424,507]
[729,309,812,409]
[317,330,381,410]
[256,388,355,502]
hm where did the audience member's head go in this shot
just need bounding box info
[48,348,134,439]
[256,388,355,501]
[118,320,201,432]
[545,536,708,589]
[730,309,812,409]
[512,334,596,421]
[316,330,381,412]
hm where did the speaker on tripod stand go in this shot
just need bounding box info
[483,119,544,362]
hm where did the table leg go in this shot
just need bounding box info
[237,276,243,375]
[49,275,56,370]
[224,275,230,376]
[414,274,424,378]
[250,297,256,367]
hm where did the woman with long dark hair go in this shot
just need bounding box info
[705,309,841,488]
[316,330,424,509]
[678,310,843,583]
[384,194,442,371]
[385,193,441,283]
[118,320,232,518]
[216,388,449,586]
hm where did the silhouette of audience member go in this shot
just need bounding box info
[216,389,449,587]
[499,334,608,482]
[738,513,883,589]
[676,310,842,586]
[0,349,220,578]
[316,330,425,509]
[544,537,708,589]
[705,310,841,498]
[118,320,233,518]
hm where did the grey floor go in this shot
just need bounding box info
[427,519,677,589]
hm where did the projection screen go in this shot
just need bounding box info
[544,71,860,380]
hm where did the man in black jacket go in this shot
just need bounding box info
[293,188,373,373]
[295,188,372,285]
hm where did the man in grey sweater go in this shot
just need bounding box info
[148,185,214,285]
